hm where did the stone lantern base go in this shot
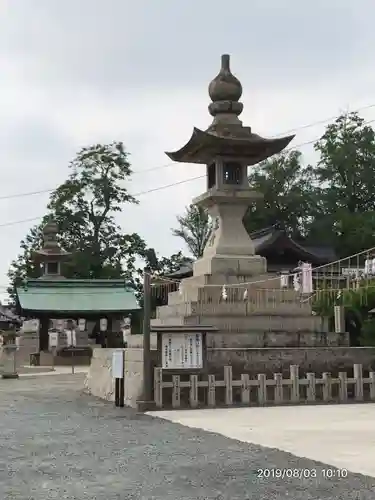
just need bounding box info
[0,345,19,379]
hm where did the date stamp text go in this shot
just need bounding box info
[256,468,348,480]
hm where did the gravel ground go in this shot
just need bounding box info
[0,375,374,500]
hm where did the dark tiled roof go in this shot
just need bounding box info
[166,225,337,278]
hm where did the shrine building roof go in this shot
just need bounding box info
[15,279,139,316]
[165,225,337,279]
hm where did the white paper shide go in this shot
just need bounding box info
[162,333,203,369]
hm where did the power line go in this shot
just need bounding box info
[0,162,177,202]
[272,102,375,137]
[0,176,206,228]
[1,117,375,230]
[1,101,375,204]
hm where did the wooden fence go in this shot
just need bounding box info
[153,364,375,409]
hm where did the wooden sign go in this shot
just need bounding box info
[162,333,203,369]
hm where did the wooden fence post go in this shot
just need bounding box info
[241,373,250,404]
[290,365,300,403]
[353,364,364,401]
[207,374,216,407]
[274,373,283,404]
[154,367,163,408]
[224,365,233,406]
[306,373,316,402]
[339,372,348,402]
[172,375,181,408]
[257,374,266,405]
[322,372,332,401]
[190,374,198,408]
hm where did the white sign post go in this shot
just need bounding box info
[112,350,125,407]
[161,333,203,369]
[65,329,77,374]
[112,350,124,379]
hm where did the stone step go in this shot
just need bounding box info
[153,312,323,332]
[206,330,347,348]
[180,272,281,288]
[156,300,313,320]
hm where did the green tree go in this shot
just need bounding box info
[7,142,148,300]
[7,223,46,302]
[244,150,316,238]
[310,112,375,256]
[130,249,193,331]
[172,204,212,258]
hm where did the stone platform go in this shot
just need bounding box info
[151,270,337,347]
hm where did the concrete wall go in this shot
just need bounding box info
[207,347,375,377]
[84,347,155,408]
[84,348,117,402]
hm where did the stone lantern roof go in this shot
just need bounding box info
[165,54,295,165]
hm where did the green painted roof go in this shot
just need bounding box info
[16,279,139,314]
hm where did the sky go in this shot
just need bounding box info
[1,0,375,302]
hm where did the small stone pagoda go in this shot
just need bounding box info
[152,54,342,348]
[33,221,71,279]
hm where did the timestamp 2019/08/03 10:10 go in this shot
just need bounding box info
[256,468,348,480]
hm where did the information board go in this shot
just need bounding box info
[161,333,203,369]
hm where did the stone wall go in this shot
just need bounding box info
[84,348,116,402]
[207,347,375,377]
[84,347,157,408]
[127,334,157,349]
[206,330,349,348]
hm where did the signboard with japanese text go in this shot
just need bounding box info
[161,333,203,369]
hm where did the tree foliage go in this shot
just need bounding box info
[171,204,212,258]
[46,142,145,280]
[8,141,192,307]
[312,284,375,346]
[309,113,375,256]
[244,150,315,238]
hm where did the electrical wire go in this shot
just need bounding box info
[0,113,375,231]
[1,102,375,204]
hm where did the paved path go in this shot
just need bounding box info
[18,366,89,377]
[150,404,375,477]
[1,376,375,500]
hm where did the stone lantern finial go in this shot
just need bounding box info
[208,54,244,123]
[42,220,59,249]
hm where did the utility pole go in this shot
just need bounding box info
[138,268,154,410]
